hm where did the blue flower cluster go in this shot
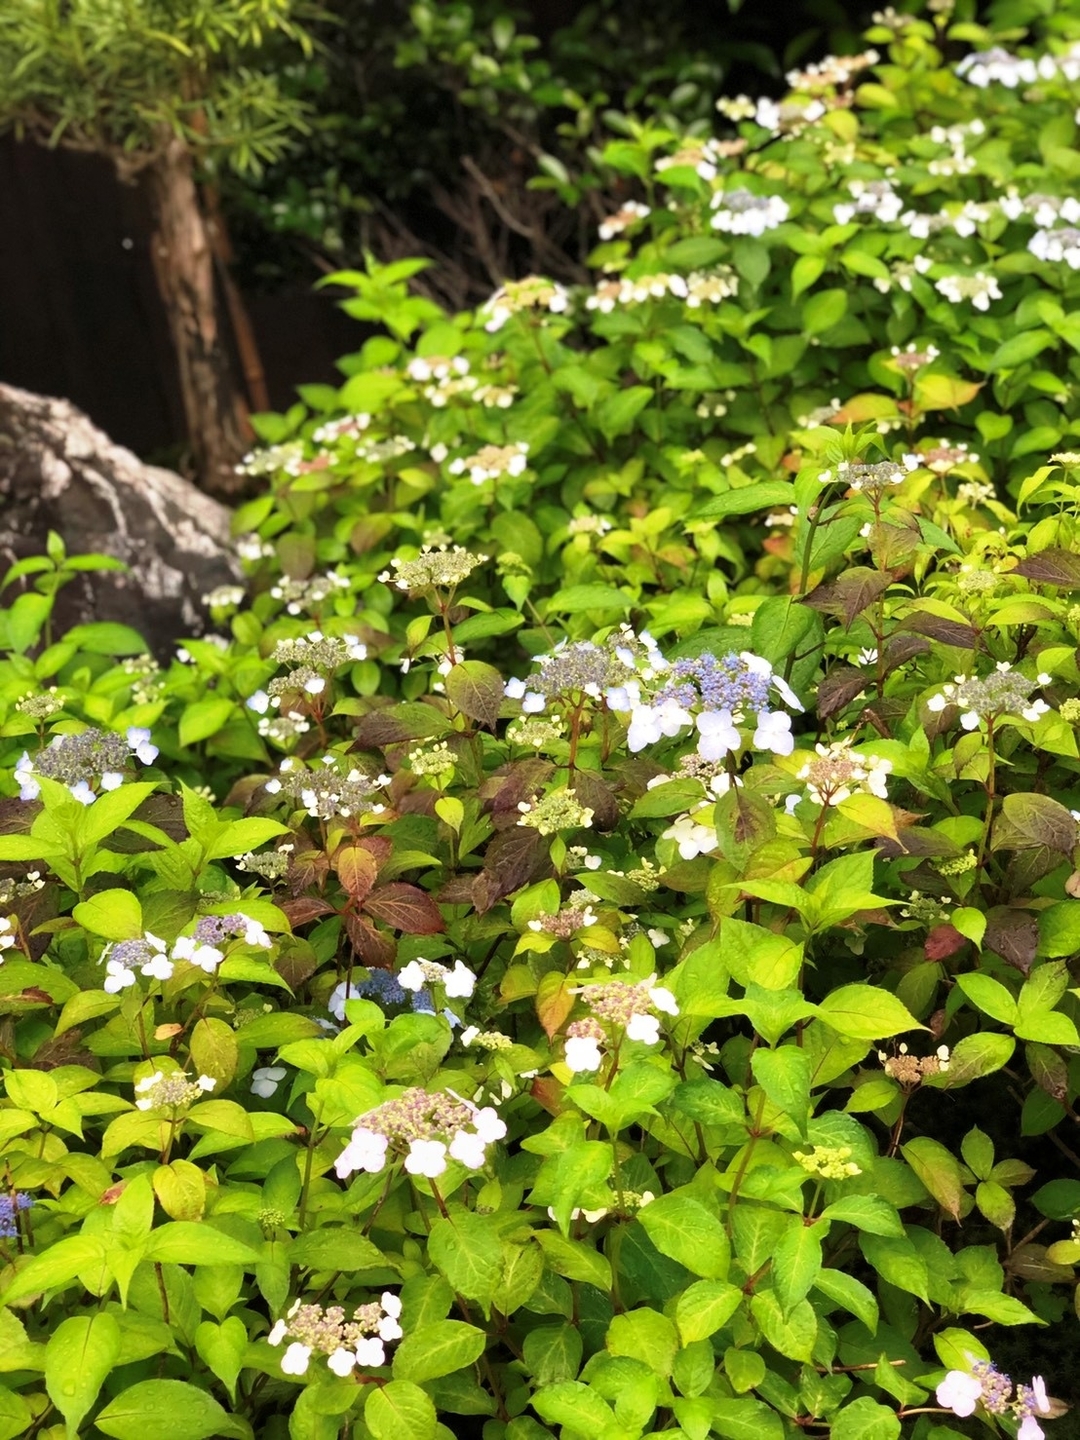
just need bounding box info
[0,1192,33,1239]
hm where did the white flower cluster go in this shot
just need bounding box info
[135,1070,216,1110]
[398,958,476,998]
[312,413,371,445]
[481,276,569,332]
[1029,227,1080,268]
[927,663,1052,729]
[598,201,651,239]
[710,188,790,236]
[586,269,738,313]
[1001,192,1080,226]
[448,442,529,484]
[925,119,985,176]
[957,45,1080,88]
[933,272,1002,311]
[834,180,903,225]
[564,973,680,1072]
[655,138,734,181]
[336,1088,506,1179]
[786,738,893,811]
[102,914,271,993]
[270,1293,403,1377]
[0,917,15,956]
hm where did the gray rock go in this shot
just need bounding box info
[0,382,241,656]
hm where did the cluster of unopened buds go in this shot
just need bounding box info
[938,1356,1054,1440]
[787,738,892,810]
[379,546,488,593]
[563,975,679,1072]
[793,1145,861,1180]
[264,755,389,821]
[878,1043,950,1085]
[927,663,1051,729]
[15,726,158,803]
[135,1069,216,1111]
[336,1087,506,1179]
[102,914,270,992]
[269,1292,403,1377]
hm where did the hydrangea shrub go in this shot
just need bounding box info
[3,4,1080,1437]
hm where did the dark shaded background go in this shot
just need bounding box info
[0,0,876,465]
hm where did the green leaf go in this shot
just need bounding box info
[289,1229,386,1273]
[711,1397,786,1440]
[204,818,288,860]
[195,1318,248,1402]
[813,1268,878,1334]
[392,1320,486,1383]
[95,1380,233,1440]
[0,1386,32,1440]
[771,1219,822,1314]
[802,288,848,335]
[365,1380,437,1440]
[956,973,1018,1025]
[594,386,653,440]
[901,1138,966,1222]
[751,1047,811,1131]
[143,1223,259,1267]
[674,1281,743,1343]
[45,1312,121,1438]
[986,328,1055,371]
[428,1214,502,1303]
[816,985,924,1041]
[821,1195,903,1237]
[638,1193,729,1279]
[530,1381,617,1435]
[1,1235,107,1305]
[178,698,236,748]
[829,1397,901,1440]
[72,888,143,941]
[693,482,798,521]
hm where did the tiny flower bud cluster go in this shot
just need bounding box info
[269,1292,404,1377]
[877,1043,950,1084]
[517,789,595,835]
[927,663,1051,728]
[821,456,918,492]
[789,739,892,808]
[15,726,158,803]
[14,689,63,720]
[507,715,567,750]
[379,546,488,592]
[527,895,599,938]
[264,756,388,821]
[336,1087,506,1178]
[460,1027,513,1050]
[135,1070,216,1110]
[938,1356,1052,1440]
[793,1145,862,1180]
[0,871,45,906]
[270,571,351,616]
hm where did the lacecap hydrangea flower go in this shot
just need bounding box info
[336,1088,506,1179]
[15,726,158,803]
[269,1292,403,1377]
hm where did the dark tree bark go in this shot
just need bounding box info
[144,136,249,496]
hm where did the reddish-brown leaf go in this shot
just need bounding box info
[804,568,891,627]
[984,908,1039,975]
[344,912,397,968]
[817,666,869,721]
[924,923,967,961]
[901,612,977,649]
[569,771,620,833]
[362,882,445,935]
[536,971,576,1041]
[481,760,556,818]
[352,701,453,749]
[1013,547,1080,589]
[280,897,336,928]
[444,660,505,729]
[530,1076,565,1116]
[472,828,546,914]
[335,845,379,902]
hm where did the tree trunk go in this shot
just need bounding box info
[144,137,248,496]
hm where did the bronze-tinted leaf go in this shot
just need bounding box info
[1013,548,1080,589]
[901,612,977,648]
[335,845,379,902]
[480,759,554,817]
[817,665,869,721]
[804,568,890,627]
[363,882,445,934]
[444,660,505,730]
[984,907,1039,975]
[882,631,930,671]
[352,701,453,749]
[569,771,619,832]
[280,897,336,928]
[993,793,1077,854]
[472,828,546,914]
[344,912,397,969]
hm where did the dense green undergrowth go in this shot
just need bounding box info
[5,3,1080,1437]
